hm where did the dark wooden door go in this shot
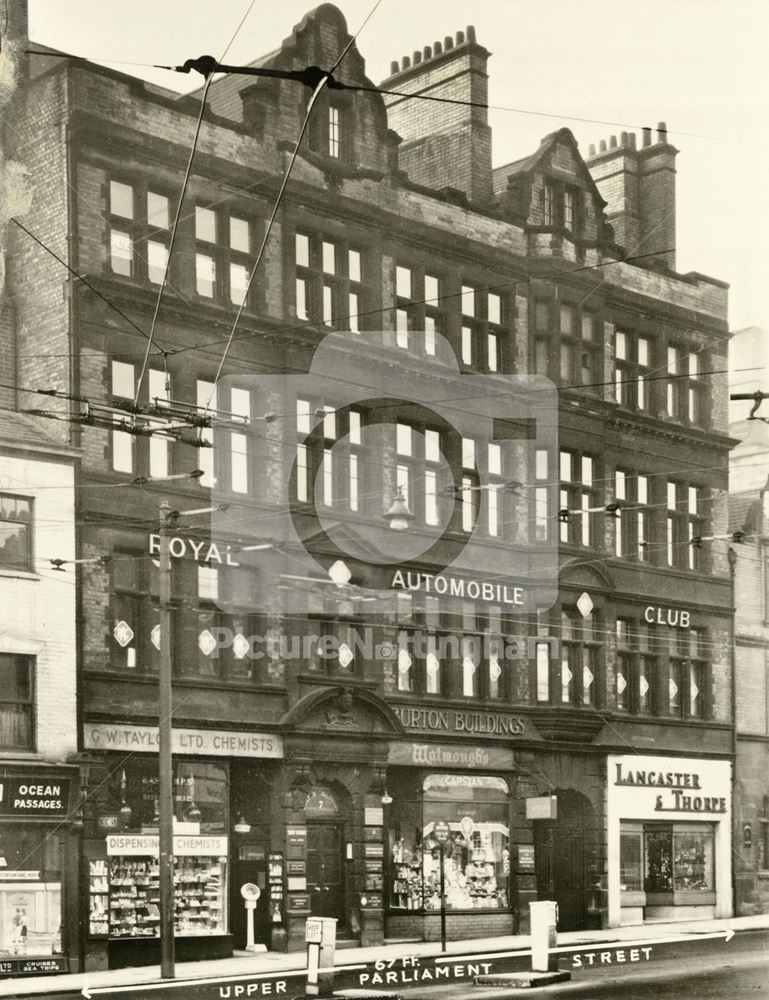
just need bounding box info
[306,822,344,920]
[534,816,587,931]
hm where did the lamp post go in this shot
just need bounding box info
[433,821,450,953]
[158,499,175,978]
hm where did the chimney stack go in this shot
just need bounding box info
[381,26,492,205]
[586,121,678,268]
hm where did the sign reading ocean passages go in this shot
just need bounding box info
[84,723,283,758]
[0,778,71,817]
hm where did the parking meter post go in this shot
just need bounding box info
[529,900,559,972]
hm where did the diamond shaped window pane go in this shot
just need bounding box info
[490,658,502,683]
[616,673,627,694]
[561,665,573,684]
[198,629,217,656]
[398,649,412,674]
[329,560,352,586]
[113,620,134,648]
[338,642,354,669]
[583,665,594,688]
[150,624,161,650]
[576,592,594,618]
[669,678,679,699]
[691,679,699,699]
[233,633,250,659]
[427,652,440,677]
[639,675,650,697]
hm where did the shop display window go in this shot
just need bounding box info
[673,829,714,892]
[109,759,228,833]
[0,827,62,957]
[107,855,227,938]
[619,831,643,892]
[388,771,510,912]
[642,823,715,897]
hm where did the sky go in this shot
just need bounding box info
[27,0,769,336]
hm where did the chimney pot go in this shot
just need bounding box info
[467,25,476,42]
[444,35,454,49]
[588,143,596,157]
[434,40,442,54]
[629,132,637,149]
[610,135,618,148]
[657,120,668,142]
[413,50,421,65]
[455,30,465,45]
[390,60,399,75]
[642,127,652,147]
[423,45,432,60]
[402,55,411,70]
[620,131,629,146]
[599,139,607,152]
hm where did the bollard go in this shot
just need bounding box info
[304,916,337,997]
[529,899,558,972]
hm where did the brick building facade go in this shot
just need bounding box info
[0,414,80,975]
[4,1,734,971]
[729,326,769,914]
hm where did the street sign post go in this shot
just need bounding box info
[433,821,451,954]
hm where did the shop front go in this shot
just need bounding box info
[0,765,80,978]
[607,753,732,927]
[384,742,516,942]
[81,722,283,970]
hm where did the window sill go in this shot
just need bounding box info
[0,567,39,581]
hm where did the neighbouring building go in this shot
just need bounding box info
[0,413,80,975]
[729,325,769,914]
[6,1,734,970]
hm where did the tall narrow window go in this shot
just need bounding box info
[296,398,311,503]
[560,450,595,546]
[197,379,216,487]
[195,207,217,298]
[148,369,170,479]
[0,496,33,572]
[111,361,136,473]
[535,448,550,541]
[109,181,134,276]
[230,387,251,494]
[328,106,341,158]
[0,654,34,750]
[147,192,170,284]
[461,438,478,532]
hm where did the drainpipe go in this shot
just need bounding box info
[727,544,738,918]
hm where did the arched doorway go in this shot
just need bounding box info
[534,789,593,931]
[303,785,348,924]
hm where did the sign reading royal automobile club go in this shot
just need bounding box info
[390,569,525,606]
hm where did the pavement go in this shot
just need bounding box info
[2,913,768,998]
